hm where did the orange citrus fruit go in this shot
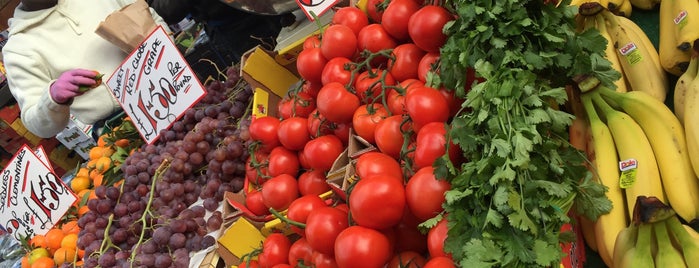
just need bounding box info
[70,176,90,193]
[53,247,76,266]
[44,229,64,250]
[30,256,54,268]
[76,167,89,178]
[61,220,80,235]
[21,255,29,268]
[95,156,113,174]
[77,205,90,217]
[61,233,78,249]
[29,234,47,249]
[97,135,108,147]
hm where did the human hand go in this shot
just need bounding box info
[49,69,99,104]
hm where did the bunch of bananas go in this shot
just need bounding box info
[568,75,699,267]
[613,196,699,268]
[679,52,699,195]
[575,7,668,102]
[659,0,699,76]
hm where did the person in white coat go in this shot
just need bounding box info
[2,0,169,138]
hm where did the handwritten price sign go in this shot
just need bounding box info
[0,145,77,241]
[106,26,206,144]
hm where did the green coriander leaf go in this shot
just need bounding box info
[534,239,563,266]
[461,239,504,268]
[574,173,613,220]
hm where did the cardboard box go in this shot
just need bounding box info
[240,46,300,119]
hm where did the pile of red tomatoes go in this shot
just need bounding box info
[238,1,479,267]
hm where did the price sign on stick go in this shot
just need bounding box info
[296,0,341,21]
[0,145,77,241]
[105,26,207,144]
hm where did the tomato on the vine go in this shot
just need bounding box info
[261,174,299,211]
[388,43,426,83]
[365,0,385,23]
[303,35,321,50]
[321,57,355,86]
[381,0,421,42]
[316,82,360,124]
[249,116,281,152]
[307,109,334,138]
[387,78,423,115]
[349,174,406,229]
[413,121,461,169]
[321,24,358,60]
[258,233,291,268]
[404,86,450,131]
[245,189,270,217]
[417,52,440,83]
[238,259,260,268]
[408,5,454,52]
[287,195,327,235]
[438,87,463,118]
[334,226,392,268]
[406,166,450,221]
[331,122,351,146]
[300,80,322,98]
[352,104,389,144]
[331,6,369,36]
[298,169,331,196]
[354,68,395,104]
[387,251,427,268]
[357,24,397,66]
[427,217,451,258]
[355,151,403,180]
[305,206,349,256]
[288,237,314,267]
[303,135,344,172]
[278,117,311,151]
[296,47,328,85]
[374,115,409,159]
[424,256,455,268]
[245,151,270,185]
[278,91,316,120]
[393,209,428,254]
[311,251,339,268]
[267,146,300,178]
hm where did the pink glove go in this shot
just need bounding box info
[49,69,99,104]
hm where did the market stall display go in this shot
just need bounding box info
[4,0,699,268]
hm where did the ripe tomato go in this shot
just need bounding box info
[387,79,423,115]
[267,146,300,178]
[303,35,321,50]
[387,251,427,268]
[374,115,408,159]
[365,0,385,23]
[355,152,403,180]
[352,104,389,144]
[249,116,281,152]
[393,209,428,254]
[258,233,291,268]
[331,122,351,146]
[298,149,311,170]
[381,0,421,42]
[388,43,426,82]
[408,5,454,52]
[278,91,316,120]
[427,218,451,258]
[305,206,349,256]
[298,169,331,196]
[245,189,270,216]
[334,226,392,268]
[246,151,270,185]
[438,87,463,118]
[321,24,357,60]
[316,82,360,124]
[331,6,369,36]
[406,166,450,221]
[311,251,339,268]
[303,135,344,172]
[423,256,455,268]
[413,122,461,169]
[261,174,299,211]
[296,47,328,84]
[301,80,322,98]
[278,117,311,151]
[354,68,396,104]
[417,52,440,83]
[321,57,355,86]
[404,86,449,131]
[288,237,314,267]
[239,259,260,268]
[349,174,406,229]
[307,109,334,138]
[357,24,398,66]
[287,195,327,235]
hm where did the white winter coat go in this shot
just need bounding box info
[2,0,168,138]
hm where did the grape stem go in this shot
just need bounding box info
[129,159,172,267]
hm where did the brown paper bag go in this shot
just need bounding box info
[95,0,157,53]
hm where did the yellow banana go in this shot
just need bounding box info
[594,14,629,93]
[591,92,666,217]
[629,0,660,10]
[654,220,689,268]
[581,93,627,267]
[685,57,699,179]
[607,0,626,12]
[675,55,698,122]
[659,0,692,76]
[599,87,699,223]
[618,223,655,268]
[670,0,699,51]
[666,215,699,267]
[616,15,667,93]
[613,223,638,268]
[614,0,633,17]
[683,224,699,240]
[602,10,668,102]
